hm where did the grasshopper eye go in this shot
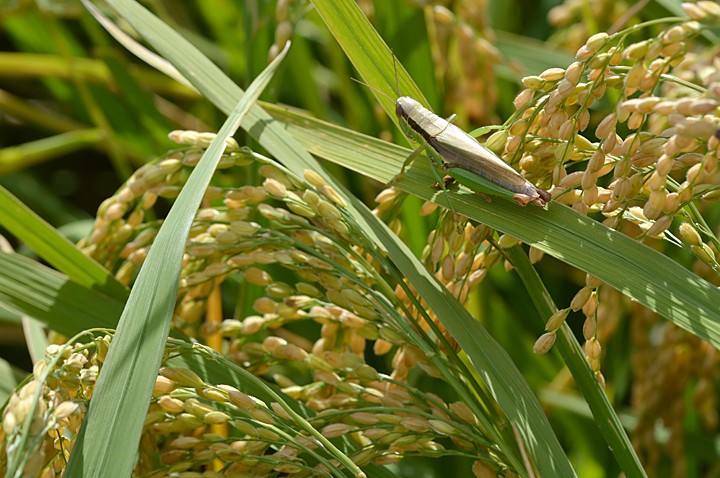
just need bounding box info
[395,101,405,119]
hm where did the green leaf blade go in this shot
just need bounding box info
[63,29,289,478]
[0,186,127,300]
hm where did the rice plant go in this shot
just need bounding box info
[1,1,719,477]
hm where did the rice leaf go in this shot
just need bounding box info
[63,36,290,478]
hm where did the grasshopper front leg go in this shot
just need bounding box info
[389,144,426,185]
[391,112,458,184]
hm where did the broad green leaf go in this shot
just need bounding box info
[0,187,127,299]
[450,169,720,347]
[0,252,122,335]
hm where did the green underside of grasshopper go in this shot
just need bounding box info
[446,167,524,203]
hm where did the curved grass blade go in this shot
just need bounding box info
[83,0,195,90]
[63,39,290,478]
[450,168,720,346]
[506,246,646,478]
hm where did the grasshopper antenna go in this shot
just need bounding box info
[351,77,396,104]
[391,49,401,99]
[351,49,403,102]
[353,54,462,227]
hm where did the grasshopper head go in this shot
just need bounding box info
[395,96,421,122]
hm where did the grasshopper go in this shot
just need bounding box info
[356,55,550,208]
[393,96,550,207]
